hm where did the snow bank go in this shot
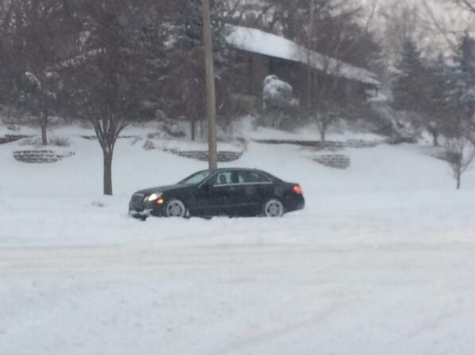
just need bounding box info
[1,126,475,355]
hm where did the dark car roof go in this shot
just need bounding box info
[210,168,284,183]
[185,168,264,177]
[207,167,276,175]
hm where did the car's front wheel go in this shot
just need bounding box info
[263,199,284,217]
[164,199,187,218]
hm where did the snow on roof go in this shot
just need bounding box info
[226,25,381,86]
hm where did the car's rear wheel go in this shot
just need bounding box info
[263,199,284,217]
[165,199,187,218]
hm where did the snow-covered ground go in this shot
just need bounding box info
[1,129,475,355]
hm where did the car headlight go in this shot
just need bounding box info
[145,192,162,202]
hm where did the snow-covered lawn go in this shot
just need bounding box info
[1,133,475,354]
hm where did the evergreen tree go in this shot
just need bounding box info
[1,0,73,145]
[165,0,234,140]
[184,0,229,59]
[391,40,459,145]
[392,39,427,114]
[449,33,475,129]
[423,56,452,145]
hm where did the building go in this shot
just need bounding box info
[225,25,382,110]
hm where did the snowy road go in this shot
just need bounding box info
[1,199,475,355]
[1,239,475,355]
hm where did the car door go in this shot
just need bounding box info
[191,171,234,216]
[239,170,275,215]
[209,171,236,215]
[224,171,248,216]
[199,170,249,216]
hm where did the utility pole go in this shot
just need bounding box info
[202,0,218,171]
[307,0,315,108]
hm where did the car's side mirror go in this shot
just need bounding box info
[201,183,211,192]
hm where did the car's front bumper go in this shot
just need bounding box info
[128,208,154,219]
[129,200,167,218]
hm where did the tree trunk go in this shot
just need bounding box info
[191,118,196,141]
[307,0,315,107]
[41,111,48,146]
[103,149,114,196]
[319,126,326,143]
[432,131,439,147]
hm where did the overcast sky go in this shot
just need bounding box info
[364,0,475,55]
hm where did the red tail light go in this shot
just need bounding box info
[293,184,303,195]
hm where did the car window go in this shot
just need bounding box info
[240,171,270,183]
[178,170,211,185]
[207,172,229,186]
[215,172,231,185]
[208,171,272,186]
[230,171,242,184]
[210,171,246,185]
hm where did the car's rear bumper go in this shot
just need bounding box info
[285,197,305,213]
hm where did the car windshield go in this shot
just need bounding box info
[178,170,212,185]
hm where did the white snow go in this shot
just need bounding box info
[226,25,381,86]
[249,123,384,142]
[24,72,42,89]
[1,127,475,355]
[262,74,294,109]
[144,138,244,153]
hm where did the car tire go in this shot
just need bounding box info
[164,199,187,218]
[263,199,284,217]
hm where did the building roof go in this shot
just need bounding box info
[226,25,381,86]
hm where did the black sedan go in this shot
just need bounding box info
[128,168,305,219]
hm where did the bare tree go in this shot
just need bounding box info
[449,0,475,13]
[294,0,381,142]
[444,136,475,189]
[420,0,475,55]
[63,0,165,195]
[380,1,426,64]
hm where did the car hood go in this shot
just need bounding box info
[134,184,193,196]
